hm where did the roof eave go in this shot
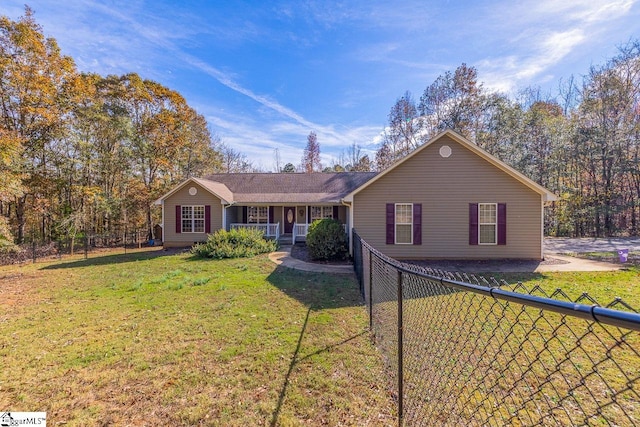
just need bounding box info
[154,177,233,205]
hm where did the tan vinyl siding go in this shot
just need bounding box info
[296,206,306,224]
[353,135,543,259]
[273,206,283,229]
[163,182,223,247]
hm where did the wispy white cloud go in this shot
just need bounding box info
[478,0,638,92]
[204,106,382,169]
[287,0,440,34]
[6,0,639,168]
[531,0,635,23]
[69,1,379,151]
[480,28,586,92]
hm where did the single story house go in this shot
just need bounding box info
[155,130,556,259]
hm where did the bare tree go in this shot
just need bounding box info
[218,142,254,173]
[273,148,282,172]
[419,63,486,142]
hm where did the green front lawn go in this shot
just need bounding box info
[488,268,640,309]
[0,249,395,426]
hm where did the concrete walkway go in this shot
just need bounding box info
[537,254,622,272]
[406,254,623,273]
[269,246,623,274]
[268,245,355,274]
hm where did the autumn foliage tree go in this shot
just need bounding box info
[0,8,224,244]
[301,131,321,173]
[0,7,77,243]
[378,44,640,237]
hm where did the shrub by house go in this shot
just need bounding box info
[306,218,348,261]
[192,228,277,259]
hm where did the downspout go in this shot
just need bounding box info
[541,197,545,261]
[221,202,226,232]
[341,198,353,255]
[161,200,165,244]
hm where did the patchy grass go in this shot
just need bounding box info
[483,267,640,309]
[571,250,640,268]
[382,268,640,425]
[0,249,395,426]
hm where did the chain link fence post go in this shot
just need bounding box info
[369,249,374,330]
[397,269,404,427]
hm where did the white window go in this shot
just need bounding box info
[479,203,497,244]
[182,205,205,233]
[395,203,413,244]
[248,206,268,224]
[310,206,334,222]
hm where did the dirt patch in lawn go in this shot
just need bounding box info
[290,243,352,265]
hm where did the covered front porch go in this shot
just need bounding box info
[226,205,348,243]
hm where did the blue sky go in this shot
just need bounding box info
[3,0,640,170]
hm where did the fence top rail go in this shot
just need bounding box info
[355,230,640,332]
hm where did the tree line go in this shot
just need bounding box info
[376,44,640,238]
[0,8,235,246]
[2,8,638,247]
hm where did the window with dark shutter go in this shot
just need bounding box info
[497,203,507,245]
[470,203,506,245]
[386,203,395,244]
[205,205,211,234]
[478,203,497,244]
[469,203,478,245]
[176,205,181,234]
[413,204,422,245]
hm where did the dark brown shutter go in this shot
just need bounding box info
[333,206,339,220]
[413,204,422,245]
[386,203,395,244]
[268,206,274,224]
[469,203,478,245]
[242,206,248,224]
[205,205,211,233]
[497,203,507,245]
[175,205,181,234]
[308,206,311,223]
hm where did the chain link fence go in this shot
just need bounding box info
[0,231,155,265]
[353,231,640,426]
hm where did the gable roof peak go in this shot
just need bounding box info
[344,129,557,202]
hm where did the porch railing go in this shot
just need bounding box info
[230,223,280,239]
[294,223,308,241]
[291,223,348,242]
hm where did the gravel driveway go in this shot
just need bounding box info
[545,237,640,253]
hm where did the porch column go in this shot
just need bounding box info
[222,204,226,232]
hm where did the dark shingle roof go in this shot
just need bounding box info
[202,172,378,204]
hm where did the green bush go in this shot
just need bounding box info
[191,227,278,259]
[306,218,348,261]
